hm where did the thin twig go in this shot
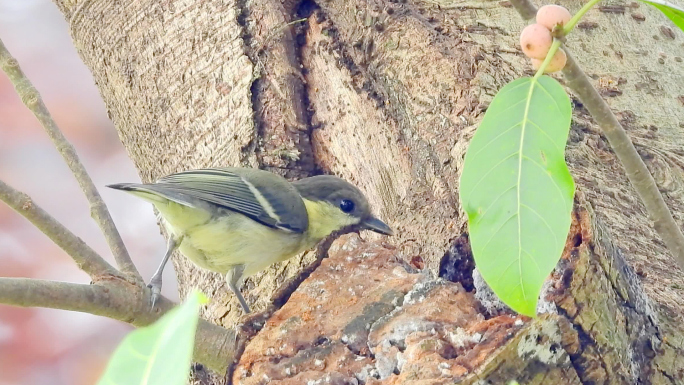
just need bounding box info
[0,38,140,278]
[509,0,684,268]
[0,179,119,278]
[0,277,237,372]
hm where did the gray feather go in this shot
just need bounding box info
[110,168,309,233]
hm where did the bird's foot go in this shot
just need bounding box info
[147,274,163,308]
[238,308,271,335]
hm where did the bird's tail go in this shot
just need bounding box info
[106,183,169,204]
[107,183,143,192]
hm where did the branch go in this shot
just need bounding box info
[0,277,125,316]
[0,179,119,278]
[509,0,684,268]
[0,38,140,278]
[509,0,537,20]
[562,51,684,267]
[0,277,237,372]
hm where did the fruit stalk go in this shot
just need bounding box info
[562,0,603,35]
[533,39,563,77]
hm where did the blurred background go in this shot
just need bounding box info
[0,1,179,384]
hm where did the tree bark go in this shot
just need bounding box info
[54,0,684,383]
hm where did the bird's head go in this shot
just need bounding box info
[292,175,393,238]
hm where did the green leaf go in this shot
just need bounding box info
[97,291,207,385]
[459,76,574,317]
[641,0,684,31]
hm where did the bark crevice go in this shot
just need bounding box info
[243,0,316,179]
[550,200,662,383]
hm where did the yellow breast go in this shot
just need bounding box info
[152,197,359,280]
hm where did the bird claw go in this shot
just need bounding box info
[148,275,163,308]
[237,309,270,334]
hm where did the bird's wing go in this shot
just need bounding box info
[151,168,308,233]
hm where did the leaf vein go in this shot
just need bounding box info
[480,98,527,124]
[479,212,519,254]
[536,80,564,115]
[469,122,522,158]
[522,249,543,274]
[478,184,517,221]
[526,119,563,154]
[521,155,568,204]
[464,152,518,199]
[521,203,559,247]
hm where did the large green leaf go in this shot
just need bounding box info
[641,0,684,32]
[97,291,206,385]
[459,76,574,317]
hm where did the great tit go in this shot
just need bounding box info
[107,167,393,313]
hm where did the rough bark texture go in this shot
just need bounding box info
[54,0,684,383]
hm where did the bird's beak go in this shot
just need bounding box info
[362,216,394,236]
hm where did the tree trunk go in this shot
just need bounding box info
[54,0,684,383]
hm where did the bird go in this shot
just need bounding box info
[107,167,393,313]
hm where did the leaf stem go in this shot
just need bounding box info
[562,0,603,35]
[533,39,562,79]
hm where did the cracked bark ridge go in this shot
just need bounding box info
[548,194,664,384]
[229,195,669,384]
[242,0,316,178]
[231,234,584,384]
[303,5,483,272]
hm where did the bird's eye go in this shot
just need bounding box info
[339,199,355,213]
